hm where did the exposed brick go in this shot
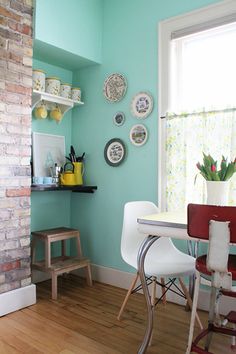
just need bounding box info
[12,166,31,176]
[0,190,6,198]
[13,208,30,218]
[6,247,30,259]
[19,216,30,227]
[19,237,30,247]
[6,188,30,197]
[0,232,6,240]
[5,268,31,282]
[7,124,30,136]
[0,1,10,7]
[0,0,32,295]
[22,55,32,67]
[6,82,31,95]
[8,61,32,76]
[22,35,32,47]
[0,209,11,220]
[10,0,22,13]
[21,277,31,287]
[0,36,7,49]
[0,239,19,251]
[0,166,11,176]
[0,197,17,208]
[0,281,20,294]
[8,50,22,63]
[0,15,7,26]
[0,81,5,89]
[0,274,5,284]
[0,5,21,21]
[0,260,20,272]
[20,74,32,87]
[0,218,19,230]
[0,27,21,42]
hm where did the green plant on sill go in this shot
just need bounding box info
[196,153,236,181]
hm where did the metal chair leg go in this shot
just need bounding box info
[204,286,218,351]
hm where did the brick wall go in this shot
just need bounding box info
[0,0,33,294]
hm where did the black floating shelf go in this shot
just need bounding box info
[31,185,97,193]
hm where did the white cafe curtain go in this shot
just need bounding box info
[165,109,236,211]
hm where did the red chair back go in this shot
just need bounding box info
[187,203,236,242]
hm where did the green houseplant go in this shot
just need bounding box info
[196,153,236,205]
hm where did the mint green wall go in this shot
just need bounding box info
[34,0,103,65]
[31,0,220,270]
[70,0,220,271]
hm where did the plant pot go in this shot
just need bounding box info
[206,181,229,206]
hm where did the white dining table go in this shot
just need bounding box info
[136,210,195,354]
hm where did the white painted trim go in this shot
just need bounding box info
[0,284,36,316]
[158,0,236,210]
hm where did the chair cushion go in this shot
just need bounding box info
[196,254,236,280]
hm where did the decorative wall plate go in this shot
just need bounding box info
[103,73,127,102]
[104,138,126,166]
[129,124,148,146]
[131,92,153,119]
[113,111,125,126]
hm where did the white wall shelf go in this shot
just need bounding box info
[32,90,84,116]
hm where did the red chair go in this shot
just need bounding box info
[186,203,236,354]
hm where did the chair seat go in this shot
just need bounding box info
[196,254,236,280]
[125,248,195,277]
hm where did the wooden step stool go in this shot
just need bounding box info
[31,227,92,300]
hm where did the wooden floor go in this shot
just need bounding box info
[0,274,233,354]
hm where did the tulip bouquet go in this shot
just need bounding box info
[196,153,236,181]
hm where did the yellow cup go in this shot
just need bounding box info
[50,106,62,122]
[34,105,48,119]
[73,162,84,185]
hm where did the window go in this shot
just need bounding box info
[158,0,236,211]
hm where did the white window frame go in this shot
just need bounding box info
[158,0,236,211]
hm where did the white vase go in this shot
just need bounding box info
[206,181,229,206]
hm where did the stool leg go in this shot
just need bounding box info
[204,286,218,351]
[45,239,51,268]
[85,263,93,287]
[76,234,82,258]
[186,271,201,354]
[61,240,66,257]
[52,273,58,300]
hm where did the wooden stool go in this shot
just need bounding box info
[31,227,92,300]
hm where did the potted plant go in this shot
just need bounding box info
[196,153,236,205]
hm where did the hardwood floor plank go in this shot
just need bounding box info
[0,275,232,353]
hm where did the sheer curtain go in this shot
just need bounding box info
[165,21,236,211]
[165,109,236,211]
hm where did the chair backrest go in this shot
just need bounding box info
[187,203,236,243]
[188,203,236,290]
[121,201,159,264]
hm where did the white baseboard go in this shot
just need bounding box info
[0,284,36,317]
[33,264,234,316]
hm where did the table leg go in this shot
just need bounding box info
[137,235,160,354]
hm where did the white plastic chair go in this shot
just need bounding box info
[117,201,202,329]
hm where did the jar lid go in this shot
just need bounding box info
[46,76,61,81]
[33,69,45,73]
[72,87,81,90]
[61,83,71,86]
